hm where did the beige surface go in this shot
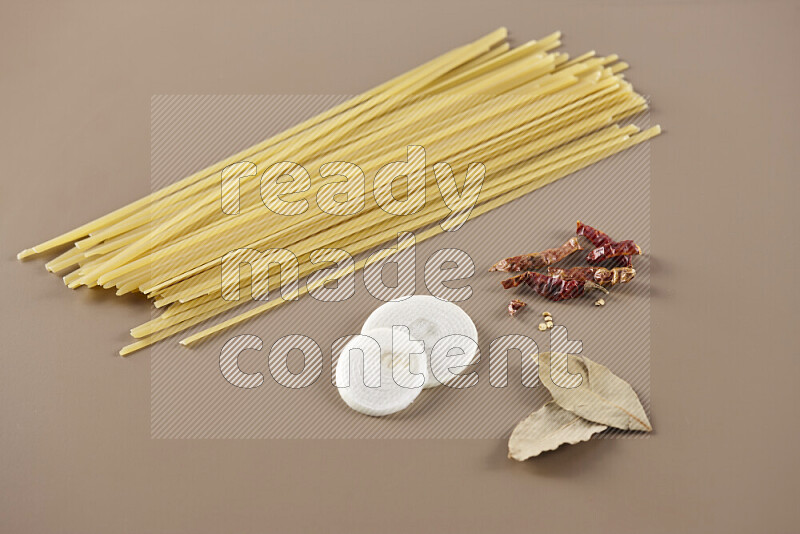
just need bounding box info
[1,1,798,532]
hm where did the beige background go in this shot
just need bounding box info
[1,1,798,532]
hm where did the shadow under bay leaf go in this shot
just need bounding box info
[520,432,614,477]
[487,428,616,476]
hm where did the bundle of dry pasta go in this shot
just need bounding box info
[18,28,661,355]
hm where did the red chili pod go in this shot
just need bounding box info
[501,271,604,302]
[576,220,615,248]
[576,221,634,267]
[489,237,582,272]
[586,240,642,264]
[548,266,636,286]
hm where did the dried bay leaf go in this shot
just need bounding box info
[508,401,607,461]
[537,352,652,432]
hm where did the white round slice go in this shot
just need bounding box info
[361,295,478,389]
[335,327,427,417]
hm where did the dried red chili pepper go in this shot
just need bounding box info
[586,239,642,264]
[500,272,530,290]
[489,237,582,272]
[576,220,614,248]
[576,220,634,267]
[548,266,636,286]
[508,299,526,317]
[500,271,608,301]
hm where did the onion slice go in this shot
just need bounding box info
[361,295,478,389]
[335,327,427,416]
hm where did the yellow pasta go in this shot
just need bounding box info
[17,28,661,355]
